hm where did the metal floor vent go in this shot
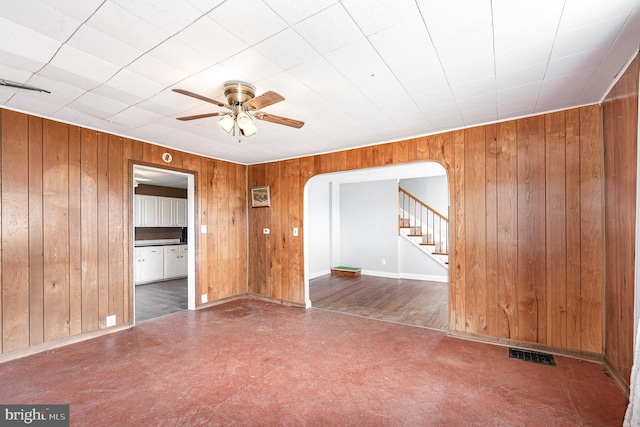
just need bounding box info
[509,348,556,366]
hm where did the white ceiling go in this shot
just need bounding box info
[1,1,639,165]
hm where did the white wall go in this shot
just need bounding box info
[307,180,331,276]
[398,237,448,282]
[399,175,448,217]
[340,180,399,273]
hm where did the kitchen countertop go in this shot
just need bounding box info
[134,239,187,247]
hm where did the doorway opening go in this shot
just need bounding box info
[303,162,449,330]
[132,164,196,323]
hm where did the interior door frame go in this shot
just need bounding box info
[129,161,198,323]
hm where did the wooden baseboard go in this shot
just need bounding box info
[195,294,247,310]
[447,329,604,364]
[246,293,306,308]
[603,354,631,398]
[0,324,131,365]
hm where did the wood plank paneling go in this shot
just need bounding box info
[108,135,124,325]
[42,120,70,342]
[80,129,99,332]
[545,111,567,348]
[516,116,546,343]
[464,126,487,334]
[485,124,498,337]
[2,111,30,352]
[0,109,247,357]
[68,127,82,336]
[580,105,604,354]
[565,108,582,351]
[496,121,518,339]
[28,116,44,346]
[602,54,638,388]
[452,130,466,331]
[97,133,109,328]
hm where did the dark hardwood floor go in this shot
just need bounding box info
[135,278,187,323]
[310,274,449,330]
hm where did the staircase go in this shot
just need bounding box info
[398,186,449,267]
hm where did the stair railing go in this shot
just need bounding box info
[398,186,449,254]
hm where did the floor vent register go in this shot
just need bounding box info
[509,348,556,366]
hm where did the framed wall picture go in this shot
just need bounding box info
[251,186,271,208]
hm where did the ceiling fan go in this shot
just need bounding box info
[172,81,304,140]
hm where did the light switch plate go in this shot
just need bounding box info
[201,225,207,234]
[106,315,116,327]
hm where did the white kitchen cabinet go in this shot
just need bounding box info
[134,195,187,227]
[135,246,164,284]
[163,245,188,279]
[173,198,188,227]
[157,197,173,227]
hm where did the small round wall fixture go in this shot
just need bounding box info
[162,152,172,163]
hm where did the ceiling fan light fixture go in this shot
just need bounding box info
[236,111,253,130]
[219,114,235,134]
[242,121,257,137]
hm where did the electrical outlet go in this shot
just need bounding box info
[263,228,270,234]
[293,227,298,236]
[201,225,207,234]
[381,259,386,265]
[106,315,116,327]
[201,294,208,304]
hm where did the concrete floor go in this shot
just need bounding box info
[0,299,627,426]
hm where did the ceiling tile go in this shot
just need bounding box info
[127,55,189,87]
[38,64,102,91]
[493,0,565,52]
[221,48,282,82]
[402,71,450,97]
[559,0,640,32]
[495,62,547,91]
[545,50,602,80]
[254,28,317,70]
[342,0,421,36]
[0,0,81,42]
[0,64,32,83]
[417,0,492,44]
[35,0,104,22]
[444,56,495,87]
[552,15,628,59]
[105,69,166,99]
[294,3,364,54]
[436,28,494,69]
[494,38,554,74]
[90,84,144,106]
[110,0,203,34]
[0,17,60,64]
[86,1,170,52]
[263,0,338,25]
[68,91,129,118]
[147,38,215,75]
[496,82,542,104]
[49,45,120,83]
[208,0,288,45]
[7,92,62,115]
[174,16,248,63]
[67,25,143,68]
[27,74,85,101]
[184,0,225,14]
[450,77,496,101]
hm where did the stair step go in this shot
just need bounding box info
[419,242,435,246]
[432,252,449,256]
[407,234,423,237]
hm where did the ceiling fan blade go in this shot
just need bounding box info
[244,91,284,110]
[256,112,304,129]
[172,88,230,109]
[176,112,225,121]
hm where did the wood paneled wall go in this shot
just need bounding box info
[0,110,247,355]
[603,53,639,387]
[248,105,605,355]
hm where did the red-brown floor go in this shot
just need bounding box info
[0,299,627,426]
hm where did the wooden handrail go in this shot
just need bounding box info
[398,186,448,220]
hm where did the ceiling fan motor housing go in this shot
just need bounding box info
[224,81,255,105]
